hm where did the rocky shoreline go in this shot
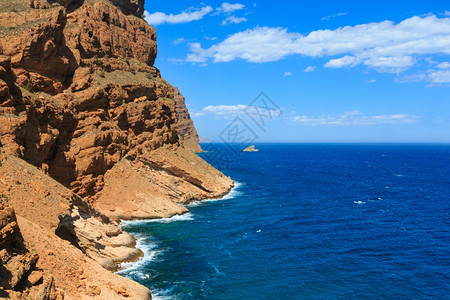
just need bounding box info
[0,0,233,298]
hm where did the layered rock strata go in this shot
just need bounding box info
[0,0,233,298]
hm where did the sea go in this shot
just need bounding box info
[117,143,450,299]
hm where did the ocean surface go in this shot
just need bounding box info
[118,144,450,299]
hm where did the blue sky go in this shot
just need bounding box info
[144,0,450,143]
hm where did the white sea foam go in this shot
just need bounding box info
[116,234,161,278]
[150,290,172,300]
[354,201,366,205]
[120,212,194,227]
[146,212,195,223]
[117,181,244,298]
[186,181,244,207]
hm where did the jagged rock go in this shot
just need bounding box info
[0,55,22,112]
[64,1,157,65]
[0,155,141,270]
[174,87,203,152]
[243,145,259,152]
[1,7,79,94]
[0,195,41,296]
[28,0,51,9]
[111,0,145,17]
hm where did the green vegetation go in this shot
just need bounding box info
[129,68,136,75]
[98,69,105,78]
[145,72,153,80]
[23,82,34,93]
[124,57,130,66]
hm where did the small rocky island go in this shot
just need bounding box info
[243,145,259,152]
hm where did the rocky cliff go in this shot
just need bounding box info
[174,87,203,153]
[0,0,233,298]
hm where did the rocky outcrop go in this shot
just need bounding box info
[0,194,63,299]
[64,1,156,64]
[96,145,233,220]
[16,214,151,299]
[174,87,203,152]
[243,145,259,152]
[0,154,142,271]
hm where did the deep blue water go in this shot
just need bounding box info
[119,144,450,299]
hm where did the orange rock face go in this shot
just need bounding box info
[174,87,203,152]
[0,0,233,298]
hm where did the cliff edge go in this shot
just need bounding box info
[0,0,233,298]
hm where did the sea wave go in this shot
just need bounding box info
[117,181,243,298]
[187,181,244,207]
[120,212,194,227]
[115,234,161,278]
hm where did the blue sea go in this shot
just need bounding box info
[118,144,450,299]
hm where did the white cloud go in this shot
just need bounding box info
[217,3,245,13]
[304,66,316,72]
[222,15,247,25]
[203,104,247,116]
[292,111,420,126]
[321,12,348,21]
[397,67,450,84]
[173,38,185,45]
[325,55,359,68]
[284,71,292,76]
[427,70,450,83]
[185,14,450,74]
[436,62,450,69]
[144,6,213,26]
[445,11,450,17]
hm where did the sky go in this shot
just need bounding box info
[144,0,450,143]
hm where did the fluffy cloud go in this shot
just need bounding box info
[292,111,420,126]
[284,71,292,76]
[436,62,450,69]
[217,3,245,13]
[185,14,450,73]
[427,70,450,83]
[222,15,247,25]
[202,104,248,116]
[304,66,316,72]
[144,6,213,26]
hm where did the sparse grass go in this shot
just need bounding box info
[104,54,110,59]
[94,70,153,85]
[129,68,136,75]
[23,82,34,93]
[145,72,153,80]
[93,55,99,61]
[98,69,105,78]
[0,2,60,34]
[158,78,171,87]
[124,57,130,66]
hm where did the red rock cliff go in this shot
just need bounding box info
[0,0,233,298]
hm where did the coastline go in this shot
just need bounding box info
[115,181,241,284]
